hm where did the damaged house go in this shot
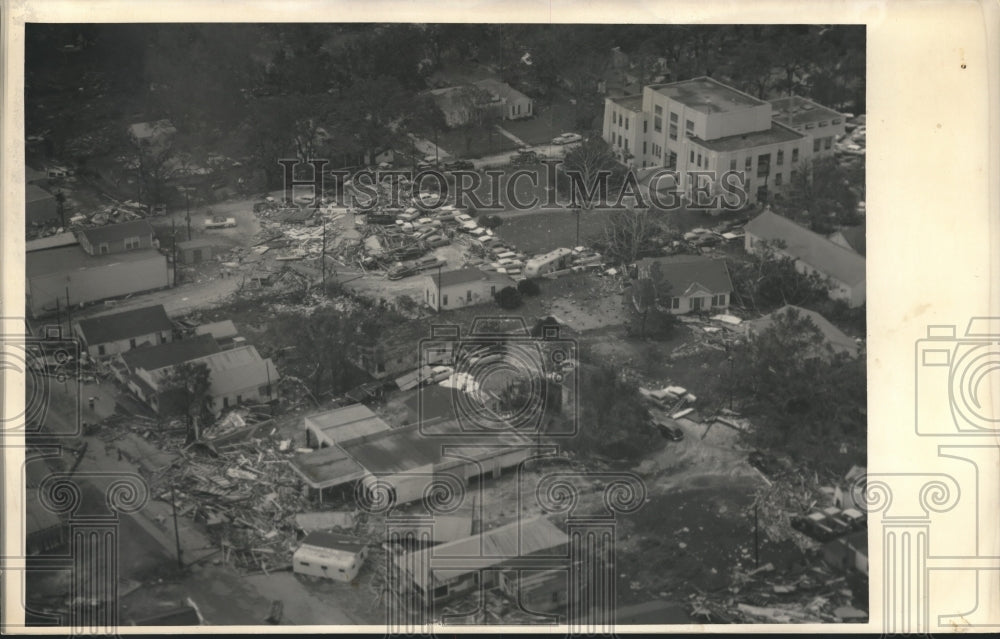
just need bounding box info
[392,516,572,611]
[119,334,279,415]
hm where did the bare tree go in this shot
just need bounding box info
[600,206,658,265]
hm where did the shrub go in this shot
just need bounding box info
[517,278,541,296]
[495,286,523,309]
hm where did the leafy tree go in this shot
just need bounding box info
[561,363,662,462]
[407,94,448,165]
[158,361,213,444]
[267,309,360,398]
[773,157,864,234]
[626,260,679,340]
[517,278,541,296]
[496,286,523,310]
[729,239,831,313]
[54,191,66,226]
[451,85,500,155]
[724,307,866,471]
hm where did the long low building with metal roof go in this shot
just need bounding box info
[289,408,538,505]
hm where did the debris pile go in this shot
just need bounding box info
[687,561,867,623]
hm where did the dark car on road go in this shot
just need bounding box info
[444,160,475,171]
[652,418,684,441]
[748,451,789,479]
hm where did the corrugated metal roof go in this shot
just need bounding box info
[27,245,163,277]
[194,320,238,341]
[26,232,78,253]
[400,516,567,590]
[300,531,368,554]
[76,304,172,346]
[388,513,472,543]
[304,404,390,446]
[289,446,368,489]
[340,420,533,475]
[25,184,55,203]
[188,345,278,396]
[745,210,865,286]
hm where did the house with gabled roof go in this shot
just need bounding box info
[632,255,734,314]
[120,335,278,416]
[73,304,173,359]
[745,210,866,308]
[745,305,860,358]
[78,219,156,256]
[828,225,866,256]
[423,267,515,312]
[473,78,534,120]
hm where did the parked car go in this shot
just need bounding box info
[444,159,475,171]
[791,512,840,542]
[204,215,236,229]
[552,132,583,145]
[509,149,539,165]
[651,418,685,441]
[748,451,788,479]
[366,213,396,225]
[658,424,684,441]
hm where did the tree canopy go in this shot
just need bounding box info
[724,307,866,471]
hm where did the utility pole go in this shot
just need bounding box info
[65,286,72,330]
[574,208,581,248]
[55,296,61,330]
[321,221,327,295]
[753,502,760,569]
[435,263,443,312]
[171,482,184,570]
[180,187,193,241]
[171,218,178,287]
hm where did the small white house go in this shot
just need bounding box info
[293,531,369,582]
[423,267,515,312]
[74,304,173,359]
[633,255,734,315]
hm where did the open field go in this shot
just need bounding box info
[495,208,615,254]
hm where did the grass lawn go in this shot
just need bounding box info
[500,100,584,146]
[495,208,615,254]
[434,125,520,159]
